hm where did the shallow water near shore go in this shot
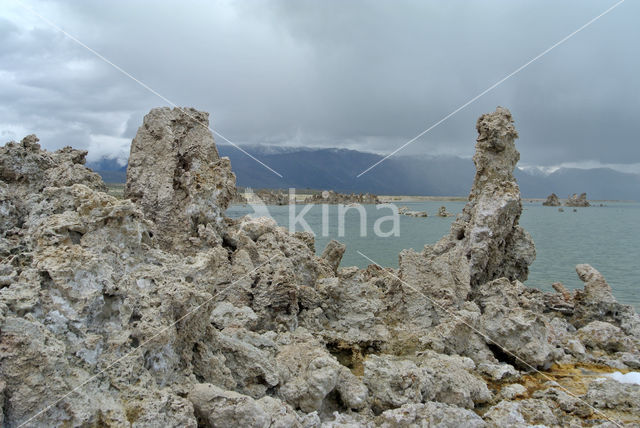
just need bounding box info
[227,201,640,310]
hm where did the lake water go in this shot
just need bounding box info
[227,201,640,310]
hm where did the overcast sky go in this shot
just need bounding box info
[1,0,638,175]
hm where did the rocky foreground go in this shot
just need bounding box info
[0,107,639,427]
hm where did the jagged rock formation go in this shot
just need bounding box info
[233,189,380,206]
[543,193,561,206]
[565,192,590,207]
[248,189,292,206]
[320,239,346,273]
[437,206,453,217]
[399,107,535,314]
[1,107,639,427]
[124,107,237,250]
[304,191,379,205]
[398,205,428,217]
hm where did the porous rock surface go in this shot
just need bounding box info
[436,206,453,217]
[542,193,561,206]
[1,106,638,427]
[304,191,380,205]
[398,107,535,310]
[565,192,591,207]
[124,107,237,251]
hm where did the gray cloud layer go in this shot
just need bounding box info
[1,0,638,171]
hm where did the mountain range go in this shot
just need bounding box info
[88,145,640,201]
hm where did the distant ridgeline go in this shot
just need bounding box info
[89,145,640,201]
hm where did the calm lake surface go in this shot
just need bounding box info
[227,201,640,310]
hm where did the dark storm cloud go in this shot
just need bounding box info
[0,0,638,171]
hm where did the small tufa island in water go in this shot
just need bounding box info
[0,107,639,426]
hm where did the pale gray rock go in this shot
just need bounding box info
[364,353,490,413]
[571,265,640,337]
[0,135,107,196]
[210,302,258,329]
[416,351,492,409]
[363,355,427,413]
[0,182,20,234]
[532,387,592,417]
[188,383,271,427]
[476,363,519,381]
[483,399,558,427]
[399,209,428,217]
[301,274,390,348]
[275,331,367,413]
[436,206,453,217]
[249,189,292,206]
[565,192,590,207]
[475,278,555,369]
[2,108,639,426]
[500,383,527,400]
[377,402,486,427]
[576,264,616,304]
[321,240,346,273]
[418,303,496,364]
[585,378,640,412]
[464,107,536,286]
[304,191,379,205]
[399,107,535,309]
[577,321,635,353]
[398,247,470,306]
[542,193,561,206]
[125,107,237,251]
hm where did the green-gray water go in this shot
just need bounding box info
[227,201,640,310]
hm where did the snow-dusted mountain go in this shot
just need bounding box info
[88,145,640,201]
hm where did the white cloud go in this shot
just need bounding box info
[0,0,638,169]
[86,134,130,165]
[519,160,640,176]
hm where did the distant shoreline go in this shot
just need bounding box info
[107,184,635,204]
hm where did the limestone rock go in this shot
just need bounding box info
[476,278,555,369]
[542,193,561,206]
[377,402,486,427]
[437,206,453,217]
[499,383,527,400]
[248,189,291,206]
[398,247,470,306]
[363,355,428,413]
[124,107,237,251]
[320,240,346,273]
[2,107,639,426]
[398,206,428,217]
[577,321,635,353]
[532,387,592,417]
[304,190,379,205]
[571,265,640,337]
[399,107,535,310]
[565,192,590,207]
[418,304,496,364]
[0,135,107,196]
[585,378,640,412]
[364,352,490,413]
[0,182,21,234]
[483,399,558,427]
[275,331,367,413]
[575,264,616,304]
[188,383,300,428]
